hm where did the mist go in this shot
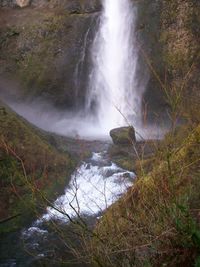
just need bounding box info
[2,97,166,142]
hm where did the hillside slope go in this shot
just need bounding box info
[0,103,75,232]
[88,124,200,267]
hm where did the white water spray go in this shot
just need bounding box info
[86,0,142,132]
[3,0,158,140]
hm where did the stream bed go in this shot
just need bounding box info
[0,150,135,267]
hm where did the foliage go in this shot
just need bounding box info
[84,124,200,266]
[0,104,75,233]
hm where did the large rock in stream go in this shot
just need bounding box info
[110,126,136,145]
[109,126,158,172]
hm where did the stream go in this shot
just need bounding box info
[1,0,145,265]
[0,148,135,266]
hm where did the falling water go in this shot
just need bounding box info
[86,0,142,132]
[3,0,156,140]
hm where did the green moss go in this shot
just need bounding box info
[0,104,75,233]
[115,158,134,172]
[157,0,200,124]
[0,11,72,100]
[90,125,200,266]
[16,16,65,93]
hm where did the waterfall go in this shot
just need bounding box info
[8,0,150,140]
[86,0,142,132]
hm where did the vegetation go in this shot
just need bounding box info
[78,1,200,266]
[0,103,75,233]
[83,123,200,266]
[0,0,199,266]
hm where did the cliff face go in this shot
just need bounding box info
[0,0,101,108]
[137,0,200,123]
[0,0,101,10]
[160,0,200,122]
[0,0,199,118]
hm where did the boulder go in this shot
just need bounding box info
[110,126,136,145]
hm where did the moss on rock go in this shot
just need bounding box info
[159,0,200,122]
[0,3,99,108]
[110,127,136,145]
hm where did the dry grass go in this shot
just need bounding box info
[0,104,74,232]
[81,124,200,267]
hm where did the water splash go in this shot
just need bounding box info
[21,152,135,260]
[37,152,134,222]
[86,0,143,132]
[2,0,157,140]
